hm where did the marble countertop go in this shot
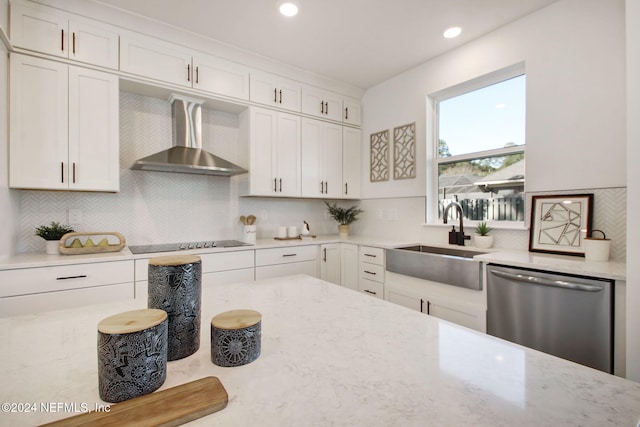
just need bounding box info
[1,274,639,426]
[0,235,626,281]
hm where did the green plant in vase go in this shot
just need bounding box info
[324,201,363,238]
[474,222,494,249]
[36,221,74,254]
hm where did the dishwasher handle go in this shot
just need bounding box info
[489,268,605,292]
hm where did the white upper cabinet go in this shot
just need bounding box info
[10,54,119,192]
[120,32,193,87]
[342,97,362,126]
[250,71,301,112]
[301,118,343,198]
[342,127,362,198]
[301,86,343,122]
[10,0,119,69]
[192,54,250,100]
[244,107,301,197]
[120,32,250,100]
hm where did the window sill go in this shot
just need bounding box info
[421,221,528,231]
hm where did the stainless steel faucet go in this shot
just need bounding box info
[443,201,471,246]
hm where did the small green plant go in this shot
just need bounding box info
[35,222,74,241]
[475,222,492,236]
[324,201,363,225]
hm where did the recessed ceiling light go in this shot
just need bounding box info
[279,1,299,17]
[443,27,462,39]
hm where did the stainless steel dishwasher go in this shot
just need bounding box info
[486,264,613,373]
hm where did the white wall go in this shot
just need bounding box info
[361,0,626,199]
[626,0,640,382]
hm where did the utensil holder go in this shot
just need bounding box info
[243,225,257,243]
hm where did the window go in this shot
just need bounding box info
[428,65,526,225]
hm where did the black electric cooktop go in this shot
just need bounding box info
[128,240,251,254]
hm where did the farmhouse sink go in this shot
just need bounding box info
[385,245,487,290]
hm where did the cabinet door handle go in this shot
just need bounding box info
[274,88,278,103]
[320,101,324,114]
[420,299,431,315]
[345,182,348,195]
[61,162,64,183]
[325,102,328,115]
[364,253,377,258]
[364,270,377,276]
[323,248,327,262]
[61,29,64,52]
[279,89,283,104]
[56,275,87,280]
[345,107,349,120]
[324,182,328,194]
[274,178,278,192]
[187,64,191,82]
[72,32,76,54]
[279,178,283,192]
[72,162,77,183]
[282,253,297,257]
[364,289,377,295]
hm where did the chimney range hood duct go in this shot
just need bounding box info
[131,94,247,176]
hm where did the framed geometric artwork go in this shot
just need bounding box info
[393,122,416,180]
[370,130,389,182]
[528,193,594,256]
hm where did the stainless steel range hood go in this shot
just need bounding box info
[131,94,247,176]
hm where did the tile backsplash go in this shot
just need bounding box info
[16,92,336,254]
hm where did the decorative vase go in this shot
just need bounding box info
[474,235,494,249]
[45,240,59,255]
[338,224,350,239]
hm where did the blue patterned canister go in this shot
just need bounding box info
[97,309,168,403]
[148,255,202,361]
[211,309,262,367]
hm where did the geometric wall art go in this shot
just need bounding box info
[393,122,416,180]
[370,130,390,182]
[528,193,594,256]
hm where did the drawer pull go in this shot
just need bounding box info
[364,253,377,258]
[282,254,297,257]
[56,275,88,280]
[364,270,377,275]
[364,289,377,295]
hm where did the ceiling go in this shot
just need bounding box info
[95,0,559,89]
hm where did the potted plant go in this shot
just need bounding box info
[36,221,74,254]
[474,222,493,249]
[324,201,363,238]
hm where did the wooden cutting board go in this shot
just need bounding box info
[40,377,228,427]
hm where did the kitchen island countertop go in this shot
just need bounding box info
[1,274,638,426]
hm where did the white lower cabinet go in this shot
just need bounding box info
[0,260,134,317]
[358,246,385,299]
[340,243,359,291]
[134,250,255,303]
[320,243,341,285]
[255,245,318,280]
[385,271,486,332]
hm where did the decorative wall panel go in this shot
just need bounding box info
[370,130,389,182]
[393,122,416,180]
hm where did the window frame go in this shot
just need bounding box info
[425,63,526,228]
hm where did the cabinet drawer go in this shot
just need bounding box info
[255,260,318,280]
[359,246,384,266]
[360,262,384,283]
[135,250,255,280]
[358,279,384,299]
[0,261,133,297]
[0,282,133,317]
[256,245,317,266]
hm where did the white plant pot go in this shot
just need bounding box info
[474,235,494,249]
[45,240,59,255]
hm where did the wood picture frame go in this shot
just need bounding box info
[528,193,593,256]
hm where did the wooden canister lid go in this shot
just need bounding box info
[98,309,167,334]
[149,255,201,267]
[211,309,261,330]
